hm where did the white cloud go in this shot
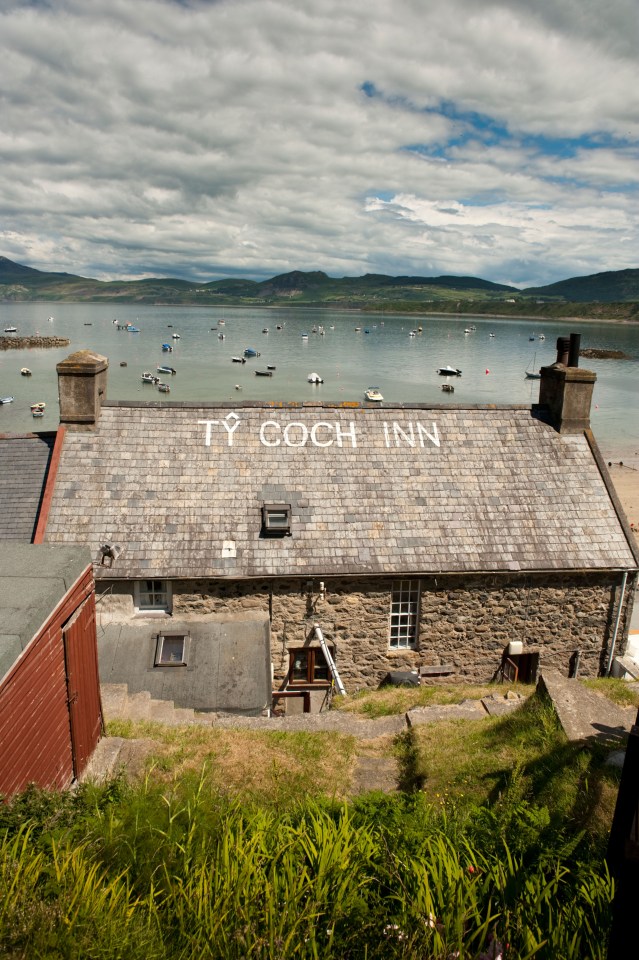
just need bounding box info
[0,0,637,285]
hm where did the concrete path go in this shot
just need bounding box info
[538,668,637,743]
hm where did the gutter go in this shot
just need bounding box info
[606,571,629,676]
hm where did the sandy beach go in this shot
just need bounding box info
[608,461,639,540]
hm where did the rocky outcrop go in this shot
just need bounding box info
[0,335,70,350]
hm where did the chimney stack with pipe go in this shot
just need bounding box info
[538,333,596,434]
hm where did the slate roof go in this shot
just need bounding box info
[0,433,56,541]
[43,402,637,579]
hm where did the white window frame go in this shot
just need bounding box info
[389,580,420,649]
[134,579,172,614]
[154,634,187,667]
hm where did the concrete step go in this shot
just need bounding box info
[101,683,198,726]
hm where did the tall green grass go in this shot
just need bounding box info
[0,774,612,959]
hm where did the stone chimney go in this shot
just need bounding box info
[538,333,596,434]
[57,350,108,429]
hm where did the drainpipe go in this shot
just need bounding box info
[606,572,628,676]
[313,624,346,696]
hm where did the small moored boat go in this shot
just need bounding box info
[437,366,462,377]
[127,325,140,333]
[172,333,181,339]
[4,326,17,333]
[141,373,160,384]
[307,372,323,384]
[255,370,273,377]
[161,343,173,352]
[441,383,455,393]
[30,402,46,411]
[20,368,32,376]
[364,387,383,402]
[244,347,260,357]
[157,365,176,375]
[157,383,170,393]
[267,365,276,371]
[120,361,127,367]
[231,356,246,363]
[32,408,45,418]
[0,396,15,404]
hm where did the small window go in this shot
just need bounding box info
[261,503,292,537]
[289,648,332,685]
[389,580,420,649]
[135,579,172,613]
[155,634,187,666]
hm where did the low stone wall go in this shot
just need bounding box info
[0,336,70,350]
[97,569,635,692]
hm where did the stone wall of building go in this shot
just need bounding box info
[97,570,634,691]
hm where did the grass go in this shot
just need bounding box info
[333,682,525,718]
[106,719,357,804]
[582,676,639,709]
[0,689,624,958]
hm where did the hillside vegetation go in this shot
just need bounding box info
[0,686,625,958]
[2,256,639,317]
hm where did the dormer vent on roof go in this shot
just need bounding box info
[261,503,292,537]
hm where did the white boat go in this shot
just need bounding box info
[307,372,324,384]
[231,356,246,363]
[157,365,176,375]
[48,316,54,321]
[0,396,15,404]
[538,334,546,341]
[157,382,170,393]
[30,402,46,411]
[172,333,181,339]
[4,326,17,333]
[141,372,160,384]
[437,366,462,377]
[20,368,32,376]
[364,387,383,402]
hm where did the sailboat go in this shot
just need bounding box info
[525,352,542,380]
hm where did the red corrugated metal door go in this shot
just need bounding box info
[63,596,102,778]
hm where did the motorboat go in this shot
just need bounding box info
[141,373,160,384]
[20,368,32,376]
[48,316,54,322]
[307,372,324,384]
[157,365,176,375]
[157,383,170,393]
[4,326,17,333]
[255,369,273,377]
[262,327,269,333]
[218,333,225,339]
[267,365,276,370]
[441,383,455,393]
[538,334,546,341]
[30,402,46,411]
[120,361,127,367]
[244,347,260,357]
[231,356,246,363]
[172,333,181,339]
[161,343,173,352]
[127,325,140,333]
[364,387,383,402]
[437,366,462,376]
[301,334,308,340]
[0,396,15,404]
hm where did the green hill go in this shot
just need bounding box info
[1,256,638,317]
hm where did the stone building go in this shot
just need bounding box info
[38,343,638,713]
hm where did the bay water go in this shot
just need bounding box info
[1,302,637,463]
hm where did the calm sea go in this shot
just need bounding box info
[1,302,638,463]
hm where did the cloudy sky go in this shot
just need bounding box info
[1,0,638,287]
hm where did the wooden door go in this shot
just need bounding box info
[63,595,102,777]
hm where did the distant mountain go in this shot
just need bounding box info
[524,268,639,302]
[1,257,638,316]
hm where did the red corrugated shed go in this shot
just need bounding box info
[0,545,102,797]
